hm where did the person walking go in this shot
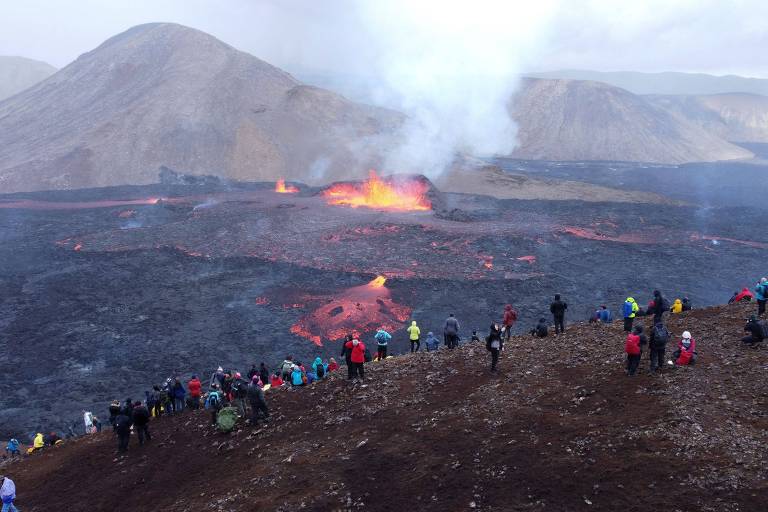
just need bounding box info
[550,294,568,334]
[648,321,670,373]
[754,277,768,317]
[485,323,503,372]
[444,313,460,349]
[1,474,18,512]
[374,328,392,361]
[247,376,270,426]
[622,297,639,332]
[131,401,151,446]
[407,320,421,352]
[344,337,367,380]
[502,304,518,341]
[206,384,223,426]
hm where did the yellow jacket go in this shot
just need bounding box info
[407,321,421,340]
[671,299,683,314]
[33,432,44,449]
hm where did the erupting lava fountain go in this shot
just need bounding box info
[322,170,431,211]
[275,179,299,193]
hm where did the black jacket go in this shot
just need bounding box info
[485,330,503,351]
[132,405,150,427]
[113,414,131,435]
[550,300,567,318]
[247,383,266,405]
[745,320,764,341]
[649,325,670,349]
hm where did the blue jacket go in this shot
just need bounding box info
[597,309,613,323]
[755,282,768,301]
[173,383,186,399]
[291,368,304,386]
[375,330,392,346]
[425,332,440,351]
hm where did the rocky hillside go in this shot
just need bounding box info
[0,56,56,101]
[650,93,768,143]
[510,78,753,164]
[4,303,766,511]
[0,23,402,193]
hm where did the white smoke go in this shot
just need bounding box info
[352,0,557,177]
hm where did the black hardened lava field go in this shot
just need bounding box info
[1,171,766,436]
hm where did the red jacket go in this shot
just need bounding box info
[734,288,754,302]
[328,361,339,372]
[345,340,366,363]
[625,333,641,355]
[678,338,696,353]
[503,305,518,327]
[676,350,693,365]
[187,378,202,398]
[270,375,283,387]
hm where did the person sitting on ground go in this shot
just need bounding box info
[754,277,768,317]
[625,327,642,376]
[205,384,223,426]
[734,287,754,303]
[306,368,317,385]
[327,358,339,372]
[247,376,269,426]
[622,297,640,332]
[188,375,202,410]
[113,410,132,454]
[471,330,481,343]
[682,297,692,311]
[530,318,549,338]
[132,401,151,446]
[671,331,697,366]
[648,321,670,373]
[374,328,392,360]
[728,291,739,304]
[280,357,294,382]
[344,337,367,380]
[29,433,44,454]
[502,304,518,341]
[0,474,18,512]
[312,357,327,379]
[45,432,61,446]
[5,439,20,458]
[291,364,305,386]
[742,316,766,346]
[407,320,421,353]
[670,299,683,314]
[485,323,503,372]
[259,362,270,386]
[596,305,613,323]
[270,372,284,387]
[425,331,440,352]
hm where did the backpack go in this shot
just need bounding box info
[623,301,633,317]
[216,407,238,433]
[364,348,372,362]
[282,361,293,374]
[653,324,670,346]
[206,392,220,409]
[316,364,325,379]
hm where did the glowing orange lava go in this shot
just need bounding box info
[275,179,298,194]
[368,275,387,288]
[322,170,431,211]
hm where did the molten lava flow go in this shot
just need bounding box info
[322,170,431,211]
[289,275,411,347]
[275,179,298,194]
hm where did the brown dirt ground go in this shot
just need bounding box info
[3,303,766,512]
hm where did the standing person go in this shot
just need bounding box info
[650,290,669,324]
[625,327,642,376]
[231,373,248,417]
[108,400,121,426]
[444,313,460,349]
[502,304,518,341]
[425,331,440,352]
[485,323,503,372]
[341,334,354,379]
[205,384,223,426]
[113,410,132,453]
[755,277,768,317]
[407,320,421,352]
[5,439,20,458]
[550,294,568,334]
[247,364,258,381]
[131,401,151,446]
[83,410,94,434]
[187,375,202,410]
[344,337,367,380]
[0,474,18,512]
[622,297,639,332]
[172,378,186,413]
[259,363,270,386]
[247,376,270,425]
[374,328,392,361]
[648,321,670,373]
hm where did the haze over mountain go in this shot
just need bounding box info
[509,78,753,164]
[0,55,56,101]
[527,69,768,96]
[0,23,401,193]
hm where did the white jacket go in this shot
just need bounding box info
[1,477,16,501]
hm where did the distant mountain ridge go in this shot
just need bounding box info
[0,55,57,101]
[526,69,768,96]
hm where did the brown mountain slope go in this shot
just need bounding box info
[0,23,401,193]
[510,78,753,163]
[649,93,768,143]
[4,303,766,511]
[0,56,56,101]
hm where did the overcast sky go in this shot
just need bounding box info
[1,0,766,78]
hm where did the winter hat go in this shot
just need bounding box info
[682,331,691,339]
[352,339,359,346]
[252,375,259,383]
[217,366,223,372]
[235,372,241,379]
